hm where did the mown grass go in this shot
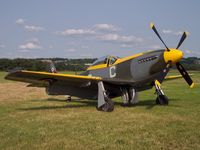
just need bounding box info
[0,70,200,149]
[0,72,9,83]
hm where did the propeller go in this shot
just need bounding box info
[150,23,170,51]
[150,22,194,88]
[176,32,188,49]
[158,63,171,83]
[176,62,194,87]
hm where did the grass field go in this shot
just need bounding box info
[0,71,200,150]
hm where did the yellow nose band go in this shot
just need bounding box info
[164,49,183,64]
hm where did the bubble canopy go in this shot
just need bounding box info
[91,55,119,66]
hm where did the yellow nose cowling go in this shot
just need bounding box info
[164,49,183,64]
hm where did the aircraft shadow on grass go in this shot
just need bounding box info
[18,98,180,111]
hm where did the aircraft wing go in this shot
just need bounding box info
[5,70,102,87]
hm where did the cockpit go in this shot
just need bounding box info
[91,55,119,66]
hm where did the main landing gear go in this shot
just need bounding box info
[96,81,114,112]
[154,80,168,105]
[121,87,138,106]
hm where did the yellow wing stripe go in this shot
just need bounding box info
[165,74,194,80]
[21,70,102,81]
[87,64,107,70]
[165,75,183,80]
[114,53,143,65]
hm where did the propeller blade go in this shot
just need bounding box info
[150,22,170,51]
[157,63,171,83]
[176,32,188,49]
[176,62,194,88]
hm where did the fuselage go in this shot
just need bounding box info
[84,49,167,90]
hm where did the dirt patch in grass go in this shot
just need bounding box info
[0,82,49,102]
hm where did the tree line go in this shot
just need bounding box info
[180,57,200,71]
[0,58,96,72]
[0,57,199,72]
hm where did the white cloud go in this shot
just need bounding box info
[184,50,200,56]
[162,29,172,34]
[57,24,119,37]
[19,42,42,50]
[162,29,183,36]
[174,31,183,36]
[94,24,119,31]
[57,24,118,37]
[66,48,76,52]
[25,38,39,43]
[149,45,162,49]
[57,29,95,36]
[24,25,44,32]
[19,38,42,50]
[15,18,45,32]
[16,18,25,25]
[19,49,30,53]
[120,44,134,48]
[56,24,143,46]
[185,50,192,54]
[98,33,143,43]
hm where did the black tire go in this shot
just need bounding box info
[102,101,114,112]
[156,95,169,105]
[96,106,102,111]
[156,97,160,104]
[96,99,114,112]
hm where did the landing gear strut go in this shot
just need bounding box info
[96,81,114,112]
[154,80,168,105]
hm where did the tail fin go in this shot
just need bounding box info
[50,61,57,73]
[45,60,57,73]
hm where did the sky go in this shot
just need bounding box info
[0,0,199,58]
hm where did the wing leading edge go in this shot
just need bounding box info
[5,70,102,87]
[164,74,194,81]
